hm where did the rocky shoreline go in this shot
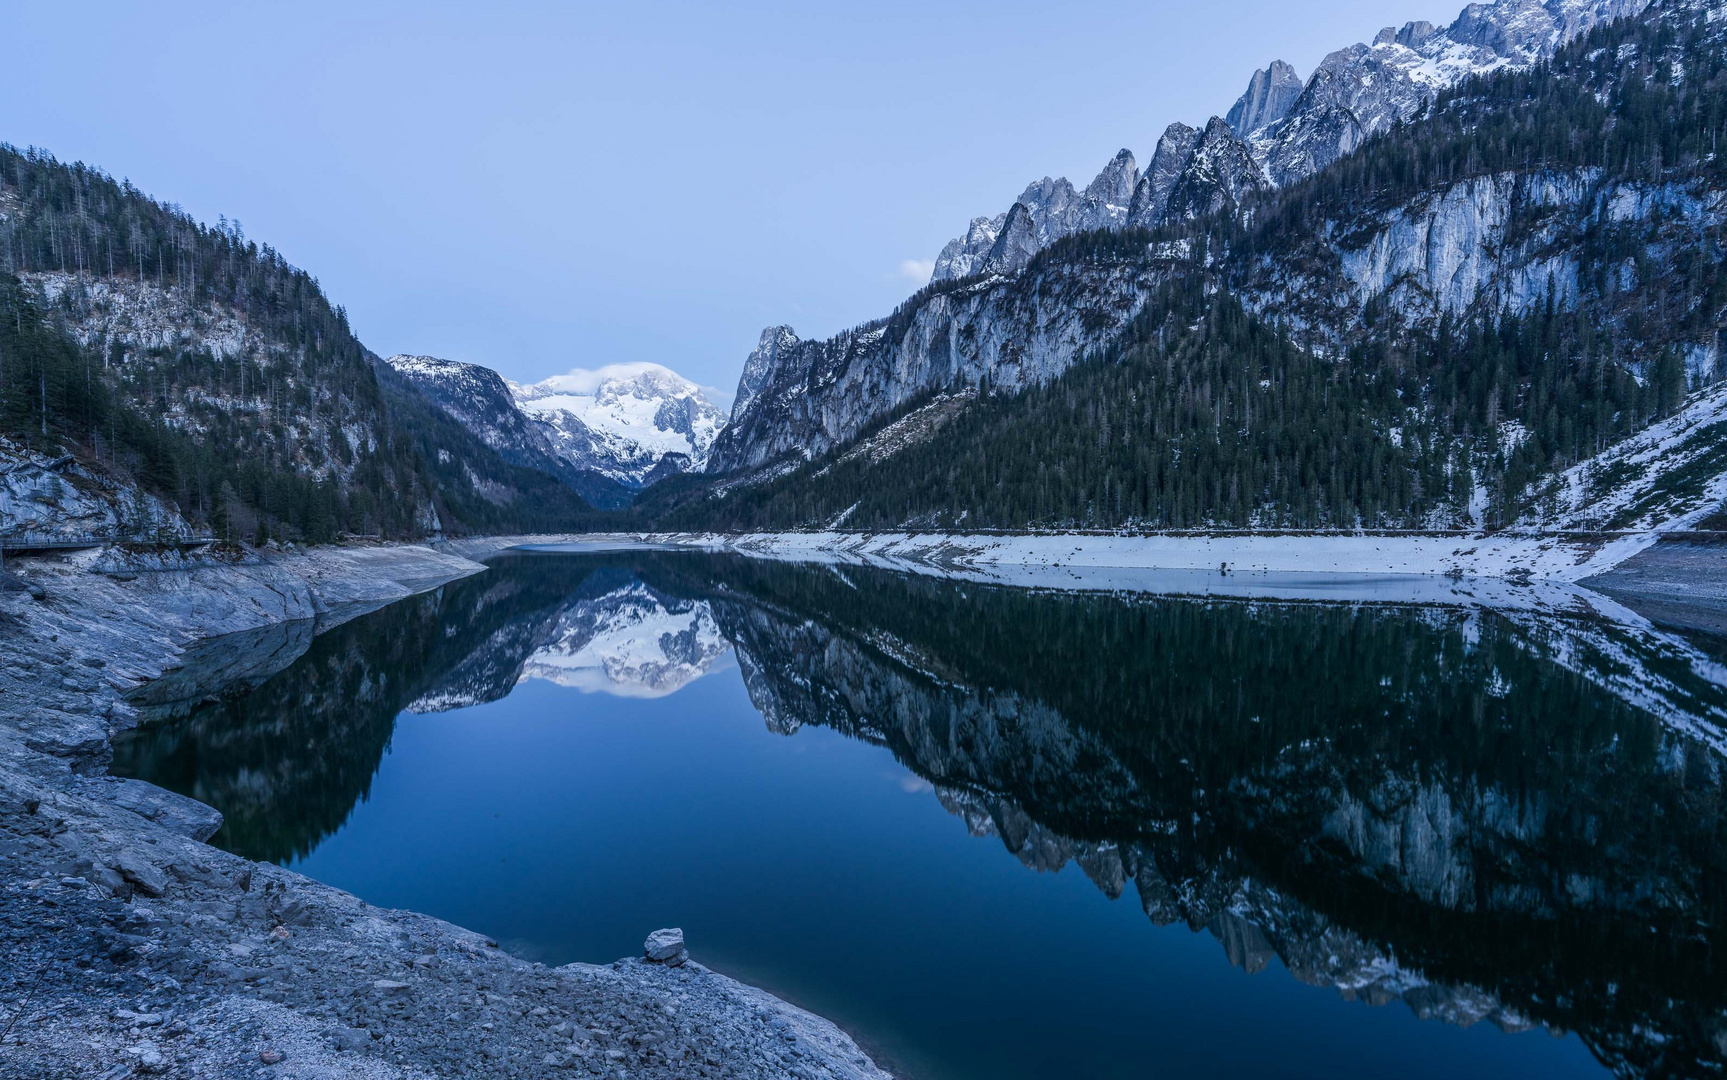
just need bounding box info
[0,541,891,1080]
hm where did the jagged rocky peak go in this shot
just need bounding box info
[1378,20,1440,48]
[1084,148,1140,216]
[1163,117,1268,222]
[1261,0,1650,184]
[733,326,801,424]
[1129,123,1201,227]
[931,152,1139,283]
[1226,60,1305,138]
[932,217,1003,281]
[983,202,1041,276]
[513,363,727,487]
[926,0,1649,276]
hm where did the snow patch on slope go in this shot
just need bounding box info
[1520,383,1727,532]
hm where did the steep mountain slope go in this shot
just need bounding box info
[697,0,1725,532]
[1225,61,1305,137]
[0,147,596,539]
[510,363,725,487]
[384,355,632,509]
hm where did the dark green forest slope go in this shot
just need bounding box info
[0,147,595,540]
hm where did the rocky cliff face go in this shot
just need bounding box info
[1125,124,1200,230]
[931,149,1141,281]
[710,0,1708,481]
[1161,117,1269,222]
[1226,60,1305,138]
[709,255,1162,471]
[1,437,194,548]
[384,355,572,479]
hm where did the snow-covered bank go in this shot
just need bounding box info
[643,528,1655,584]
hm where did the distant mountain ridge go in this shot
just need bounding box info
[510,363,726,488]
[714,0,1660,486]
[924,0,1648,284]
[386,355,724,498]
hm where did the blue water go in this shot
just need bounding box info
[114,551,1727,1079]
[290,673,1600,1080]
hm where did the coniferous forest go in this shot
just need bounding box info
[0,147,598,541]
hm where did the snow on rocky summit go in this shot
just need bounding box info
[386,355,725,491]
[510,363,726,487]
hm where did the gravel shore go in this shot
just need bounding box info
[0,542,891,1080]
[1582,538,1727,638]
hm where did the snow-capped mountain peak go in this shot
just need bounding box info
[510,362,727,487]
[386,353,724,494]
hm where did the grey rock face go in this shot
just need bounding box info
[708,255,1156,472]
[721,0,1657,476]
[1226,59,1305,137]
[383,356,570,481]
[932,217,1004,282]
[98,778,225,843]
[1128,123,1202,227]
[1162,118,1269,222]
[1080,148,1141,229]
[644,927,685,961]
[983,203,1041,275]
[1,438,194,548]
[931,152,1138,283]
[733,326,802,424]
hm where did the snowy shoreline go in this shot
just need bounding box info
[631,528,1659,583]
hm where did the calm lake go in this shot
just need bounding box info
[113,549,1727,1080]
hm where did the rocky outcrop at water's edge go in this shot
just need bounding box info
[0,542,891,1079]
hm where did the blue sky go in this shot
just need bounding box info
[3,0,1449,395]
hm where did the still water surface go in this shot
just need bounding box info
[114,550,1727,1079]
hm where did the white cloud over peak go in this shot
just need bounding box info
[898,258,936,283]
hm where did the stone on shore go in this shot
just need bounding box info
[643,928,685,962]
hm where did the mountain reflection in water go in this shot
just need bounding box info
[113,551,1727,1079]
